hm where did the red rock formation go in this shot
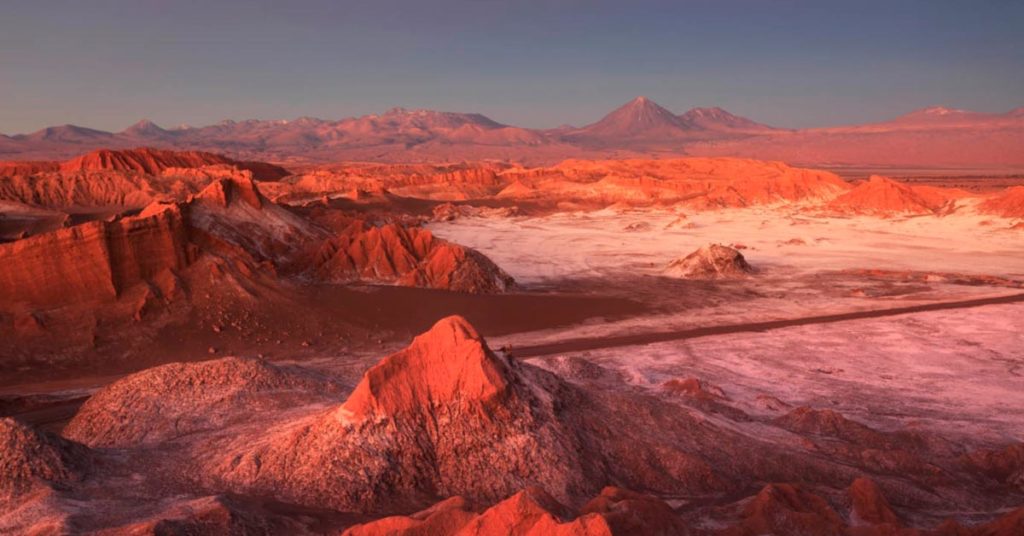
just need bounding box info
[0,204,196,307]
[0,148,288,209]
[495,178,536,199]
[963,444,1024,489]
[192,175,264,209]
[343,496,480,536]
[847,477,903,527]
[978,186,1024,219]
[0,175,314,322]
[0,160,59,176]
[444,488,611,536]
[212,316,593,511]
[185,175,319,265]
[342,316,513,419]
[96,494,309,535]
[774,407,888,446]
[314,220,514,293]
[343,486,685,536]
[58,147,231,175]
[431,202,518,222]
[270,161,511,204]
[58,147,289,180]
[499,157,849,209]
[726,483,844,536]
[578,486,689,535]
[196,315,740,516]
[64,356,345,448]
[665,244,753,279]
[0,418,91,499]
[0,169,170,208]
[713,480,1024,536]
[827,175,966,216]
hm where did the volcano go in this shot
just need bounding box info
[568,96,691,144]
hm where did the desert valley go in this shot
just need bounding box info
[1,123,1022,534]
[3,1,1024,534]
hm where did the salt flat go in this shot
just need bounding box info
[429,205,1024,283]
[432,206,1024,449]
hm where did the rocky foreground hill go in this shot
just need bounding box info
[2,316,1022,534]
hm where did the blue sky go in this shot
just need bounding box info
[2,0,1022,133]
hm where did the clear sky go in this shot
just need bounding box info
[2,0,1022,134]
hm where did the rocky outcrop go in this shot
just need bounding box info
[962,443,1024,490]
[0,174,314,312]
[431,202,519,222]
[187,175,318,263]
[774,407,887,446]
[0,148,288,209]
[0,160,60,176]
[0,169,173,208]
[978,186,1024,219]
[847,477,903,527]
[578,486,689,535]
[827,175,965,216]
[342,496,481,536]
[64,356,345,448]
[267,162,510,204]
[498,158,850,209]
[192,174,265,209]
[0,203,196,307]
[0,173,508,313]
[726,483,844,536]
[58,147,289,180]
[93,494,308,535]
[664,243,753,279]
[0,418,91,499]
[211,316,592,511]
[313,220,514,293]
[196,315,731,514]
[343,486,686,536]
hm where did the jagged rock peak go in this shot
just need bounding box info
[341,315,513,419]
[193,175,265,209]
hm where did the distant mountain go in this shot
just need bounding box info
[121,119,176,141]
[678,107,778,133]
[2,101,1021,168]
[569,96,690,142]
[17,124,116,144]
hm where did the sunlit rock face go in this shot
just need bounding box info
[313,220,515,293]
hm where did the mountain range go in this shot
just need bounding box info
[2,96,1021,169]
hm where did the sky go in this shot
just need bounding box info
[1,0,1022,134]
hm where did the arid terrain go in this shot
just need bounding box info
[1,141,1022,535]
